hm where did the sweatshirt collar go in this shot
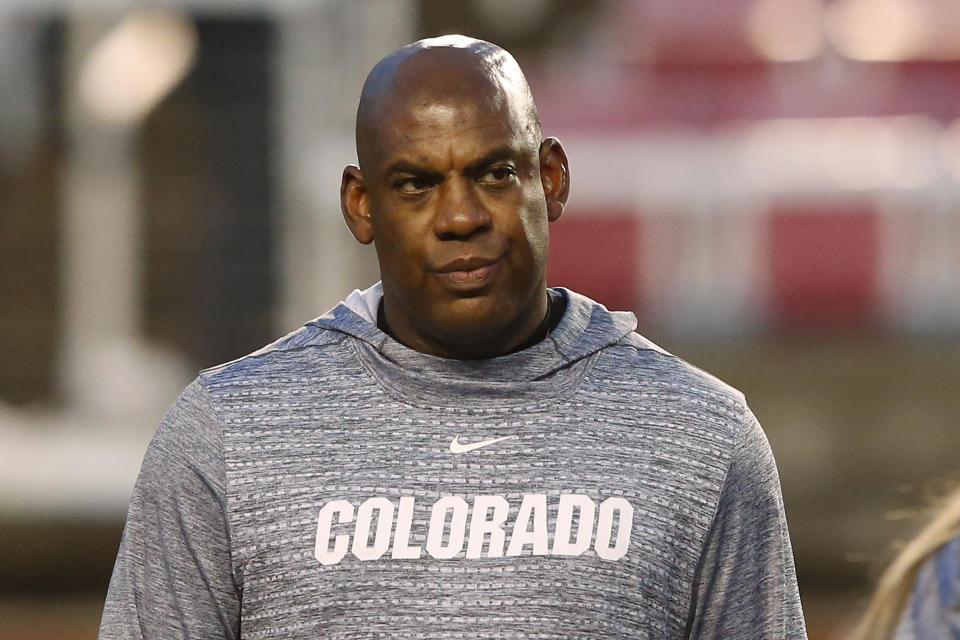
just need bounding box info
[311,282,636,384]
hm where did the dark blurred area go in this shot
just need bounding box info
[1,1,959,637]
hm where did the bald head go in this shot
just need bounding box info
[355,35,541,174]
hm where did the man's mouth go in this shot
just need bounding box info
[436,257,500,286]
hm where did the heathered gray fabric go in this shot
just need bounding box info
[893,533,960,639]
[100,284,807,639]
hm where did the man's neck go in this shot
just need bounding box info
[376,290,565,359]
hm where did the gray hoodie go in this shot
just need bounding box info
[100,284,807,639]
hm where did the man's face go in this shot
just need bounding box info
[361,90,552,354]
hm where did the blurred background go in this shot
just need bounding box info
[1,0,959,637]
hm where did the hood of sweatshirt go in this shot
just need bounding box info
[309,282,637,388]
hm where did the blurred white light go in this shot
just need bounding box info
[913,1,960,60]
[740,115,942,192]
[747,0,824,62]
[885,115,943,188]
[821,118,888,190]
[77,9,198,127]
[938,119,960,180]
[825,0,929,61]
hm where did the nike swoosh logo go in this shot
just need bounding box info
[449,434,518,454]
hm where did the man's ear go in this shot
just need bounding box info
[539,137,570,223]
[340,165,373,245]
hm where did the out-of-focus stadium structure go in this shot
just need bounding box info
[1,1,959,637]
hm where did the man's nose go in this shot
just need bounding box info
[433,179,492,240]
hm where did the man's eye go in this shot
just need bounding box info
[395,177,431,193]
[479,166,517,186]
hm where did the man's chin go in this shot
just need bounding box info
[431,299,512,340]
[422,298,523,348]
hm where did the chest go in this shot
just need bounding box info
[216,387,724,638]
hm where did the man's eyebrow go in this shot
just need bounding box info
[382,161,443,181]
[381,146,521,180]
[463,147,520,175]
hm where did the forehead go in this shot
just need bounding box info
[369,90,533,174]
[360,47,538,173]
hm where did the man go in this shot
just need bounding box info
[100,35,807,638]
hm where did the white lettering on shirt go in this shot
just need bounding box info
[313,493,634,566]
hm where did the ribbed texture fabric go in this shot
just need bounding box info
[100,286,806,639]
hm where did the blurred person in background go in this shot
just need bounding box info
[853,486,960,640]
[99,35,806,639]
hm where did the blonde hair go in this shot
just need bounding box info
[851,486,960,640]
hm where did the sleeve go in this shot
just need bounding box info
[892,535,960,640]
[686,408,808,639]
[99,378,241,639]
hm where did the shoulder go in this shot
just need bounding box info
[579,331,757,485]
[591,331,747,418]
[198,322,350,392]
[142,319,358,481]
